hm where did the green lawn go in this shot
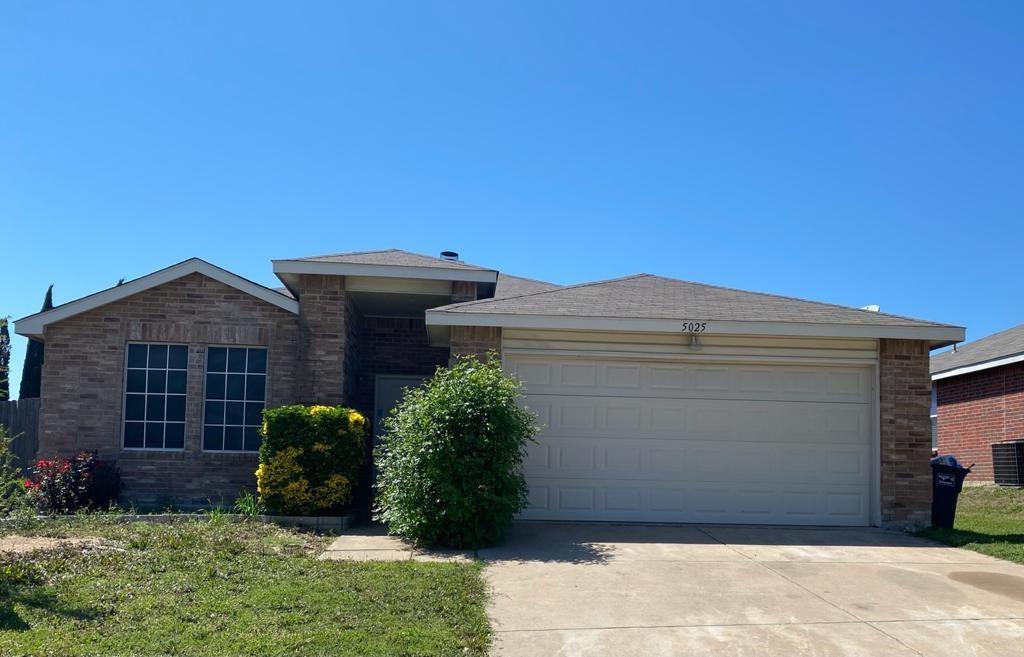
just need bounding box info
[0,516,490,656]
[916,485,1024,564]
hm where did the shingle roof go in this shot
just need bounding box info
[931,323,1024,375]
[494,273,560,298]
[435,273,955,328]
[284,249,492,271]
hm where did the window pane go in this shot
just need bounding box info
[205,400,224,425]
[226,374,245,400]
[245,402,263,426]
[146,395,165,421]
[147,370,166,393]
[224,426,243,451]
[124,422,145,448]
[247,349,267,374]
[243,426,261,452]
[148,344,168,369]
[206,373,225,400]
[168,345,188,370]
[207,347,227,373]
[225,402,244,425]
[245,375,266,402]
[145,422,164,449]
[166,395,186,422]
[127,344,148,369]
[203,425,223,451]
[164,423,185,449]
[126,369,147,393]
[125,394,145,421]
[167,370,187,394]
[227,348,247,373]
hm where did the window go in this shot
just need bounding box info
[123,343,188,450]
[203,346,267,452]
[931,386,938,450]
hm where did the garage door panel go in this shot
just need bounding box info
[531,394,871,444]
[522,478,869,526]
[509,359,871,403]
[523,436,869,486]
[509,354,873,526]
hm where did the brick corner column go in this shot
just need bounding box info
[879,338,933,530]
[295,274,348,404]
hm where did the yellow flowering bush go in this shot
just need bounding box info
[256,404,365,516]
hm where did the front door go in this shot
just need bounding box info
[373,375,426,439]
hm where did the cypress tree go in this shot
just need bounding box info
[19,285,53,399]
[0,318,9,401]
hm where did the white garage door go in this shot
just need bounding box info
[507,356,874,526]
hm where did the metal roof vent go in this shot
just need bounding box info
[860,304,880,312]
[440,251,459,261]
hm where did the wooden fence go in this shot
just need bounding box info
[0,398,40,471]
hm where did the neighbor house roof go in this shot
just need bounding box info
[14,258,299,340]
[273,249,498,287]
[426,274,964,345]
[931,323,1024,380]
[494,273,560,298]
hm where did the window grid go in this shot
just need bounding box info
[122,343,188,450]
[203,346,267,453]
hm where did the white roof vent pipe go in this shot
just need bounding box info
[860,304,880,312]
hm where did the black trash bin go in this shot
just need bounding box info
[931,462,971,529]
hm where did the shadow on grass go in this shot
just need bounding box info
[917,527,1024,548]
[0,586,106,632]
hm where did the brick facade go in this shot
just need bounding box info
[879,338,933,529]
[295,274,348,404]
[935,361,1024,481]
[449,326,502,361]
[350,316,450,415]
[37,273,301,505]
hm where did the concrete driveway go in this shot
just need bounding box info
[477,523,1024,657]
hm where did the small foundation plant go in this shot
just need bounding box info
[256,404,365,516]
[374,354,538,549]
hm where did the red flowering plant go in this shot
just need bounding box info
[26,452,121,514]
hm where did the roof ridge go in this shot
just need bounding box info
[638,273,954,328]
[934,321,1024,358]
[498,272,561,286]
[280,248,400,261]
[435,273,648,311]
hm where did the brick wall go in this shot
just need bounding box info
[350,316,450,415]
[936,361,1024,481]
[38,273,300,505]
[449,326,502,361]
[879,338,933,529]
[295,274,347,404]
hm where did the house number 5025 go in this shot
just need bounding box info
[681,322,707,333]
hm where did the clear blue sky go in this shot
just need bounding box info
[3,1,1022,398]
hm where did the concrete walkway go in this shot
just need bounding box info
[319,524,474,562]
[478,523,1024,657]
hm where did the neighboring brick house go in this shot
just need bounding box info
[931,323,1024,481]
[15,249,963,528]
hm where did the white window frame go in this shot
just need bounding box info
[200,345,269,454]
[931,386,939,450]
[121,342,189,451]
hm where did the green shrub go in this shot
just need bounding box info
[0,425,28,515]
[256,405,365,516]
[374,354,537,548]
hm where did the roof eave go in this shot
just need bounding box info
[425,310,965,346]
[272,259,498,284]
[15,258,299,341]
[932,351,1024,381]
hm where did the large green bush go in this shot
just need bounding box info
[256,405,365,516]
[374,354,537,548]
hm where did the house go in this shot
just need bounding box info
[931,323,1024,481]
[14,249,963,528]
